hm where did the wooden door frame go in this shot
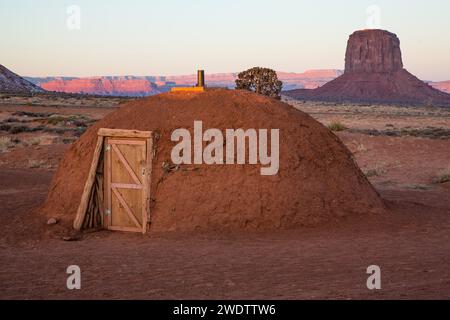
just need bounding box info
[100,128,152,234]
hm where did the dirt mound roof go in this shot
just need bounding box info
[284,29,450,106]
[41,89,384,232]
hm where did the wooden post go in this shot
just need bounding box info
[73,136,104,230]
[142,136,153,234]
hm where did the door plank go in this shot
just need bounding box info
[142,137,153,233]
[108,226,143,233]
[112,187,141,228]
[98,128,152,138]
[104,137,112,228]
[111,183,143,190]
[74,136,104,230]
[111,143,142,185]
[108,139,146,146]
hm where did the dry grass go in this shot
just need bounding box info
[356,143,367,153]
[28,159,51,169]
[432,166,450,184]
[402,184,432,190]
[327,121,348,132]
[364,164,388,178]
[27,137,42,146]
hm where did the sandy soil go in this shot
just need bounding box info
[0,99,449,299]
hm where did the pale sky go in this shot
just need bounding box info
[1,0,449,80]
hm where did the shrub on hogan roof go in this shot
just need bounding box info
[235,67,283,99]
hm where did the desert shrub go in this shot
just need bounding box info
[62,137,77,144]
[46,116,67,126]
[5,117,20,123]
[364,164,387,178]
[70,115,92,128]
[364,169,379,177]
[403,184,431,190]
[72,120,87,127]
[0,136,15,153]
[74,127,87,136]
[6,125,43,134]
[27,137,42,146]
[328,122,348,132]
[9,125,30,134]
[432,166,450,184]
[12,111,52,118]
[0,124,12,132]
[356,142,367,153]
[28,159,50,169]
[235,67,283,99]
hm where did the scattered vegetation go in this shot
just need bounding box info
[235,67,283,99]
[27,137,42,146]
[162,161,180,174]
[402,184,432,190]
[62,137,77,144]
[364,165,387,177]
[4,117,21,123]
[0,112,93,136]
[45,116,68,126]
[39,114,92,127]
[356,142,367,153]
[9,125,37,134]
[327,121,348,132]
[12,111,53,118]
[350,127,450,139]
[0,136,15,153]
[432,166,450,184]
[28,159,51,169]
[0,124,12,132]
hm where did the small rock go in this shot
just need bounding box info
[47,218,58,225]
[62,234,82,242]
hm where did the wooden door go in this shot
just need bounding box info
[103,137,152,233]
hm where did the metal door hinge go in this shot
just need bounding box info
[105,209,111,216]
[105,144,110,152]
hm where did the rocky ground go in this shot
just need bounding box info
[0,95,449,299]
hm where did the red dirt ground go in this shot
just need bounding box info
[0,167,449,299]
[1,99,450,299]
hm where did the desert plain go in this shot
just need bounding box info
[0,93,449,299]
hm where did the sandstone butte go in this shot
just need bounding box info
[284,29,450,106]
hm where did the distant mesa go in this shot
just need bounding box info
[25,70,344,97]
[0,64,45,94]
[429,80,450,94]
[35,77,161,97]
[284,29,450,106]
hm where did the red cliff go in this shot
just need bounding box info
[40,77,160,96]
[284,29,450,106]
[345,29,403,73]
[30,70,343,96]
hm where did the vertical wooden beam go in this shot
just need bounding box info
[105,137,112,228]
[142,135,153,234]
[73,136,104,230]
